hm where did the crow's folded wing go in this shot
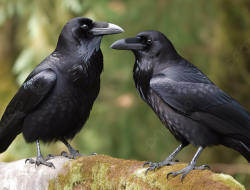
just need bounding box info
[161,61,213,84]
[0,68,57,138]
[150,74,250,143]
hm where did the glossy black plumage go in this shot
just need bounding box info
[111,30,250,181]
[0,17,123,165]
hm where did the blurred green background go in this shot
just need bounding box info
[1,0,250,187]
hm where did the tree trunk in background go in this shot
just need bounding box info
[0,155,245,190]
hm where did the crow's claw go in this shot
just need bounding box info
[145,165,157,175]
[143,162,161,175]
[167,163,210,183]
[143,161,151,167]
[45,154,54,161]
[193,164,210,171]
[25,158,35,164]
[61,151,77,159]
[61,150,97,159]
[143,158,180,176]
[25,154,55,169]
[167,172,173,179]
[88,153,97,156]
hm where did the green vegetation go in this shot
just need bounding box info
[1,0,250,188]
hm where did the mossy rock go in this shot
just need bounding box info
[48,155,245,190]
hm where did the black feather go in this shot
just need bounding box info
[0,17,121,153]
[119,30,250,162]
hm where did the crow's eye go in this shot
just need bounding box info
[81,24,88,30]
[147,39,152,45]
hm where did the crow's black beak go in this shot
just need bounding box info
[110,37,146,50]
[90,22,124,36]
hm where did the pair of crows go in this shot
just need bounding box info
[1,17,250,182]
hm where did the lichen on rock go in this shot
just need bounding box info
[209,174,245,190]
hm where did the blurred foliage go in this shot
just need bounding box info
[0,0,250,187]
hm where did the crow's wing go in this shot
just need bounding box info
[161,60,213,84]
[0,68,57,139]
[150,73,250,143]
[23,59,52,83]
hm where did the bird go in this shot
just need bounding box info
[0,17,123,168]
[111,30,250,182]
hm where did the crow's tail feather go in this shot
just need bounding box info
[239,141,250,163]
[0,133,17,153]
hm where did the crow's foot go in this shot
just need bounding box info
[167,163,210,183]
[60,138,97,159]
[61,149,97,159]
[143,158,179,175]
[25,154,55,168]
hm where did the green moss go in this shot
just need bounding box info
[47,155,245,190]
[64,163,84,189]
[91,164,110,189]
[48,178,57,190]
[209,173,245,190]
[48,160,84,190]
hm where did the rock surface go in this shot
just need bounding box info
[0,155,245,190]
[0,156,68,190]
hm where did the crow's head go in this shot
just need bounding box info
[56,17,123,56]
[111,30,180,61]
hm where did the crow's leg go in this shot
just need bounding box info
[167,146,210,183]
[144,143,187,175]
[25,139,55,168]
[61,138,97,159]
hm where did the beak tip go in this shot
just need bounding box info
[110,39,124,50]
[110,38,146,51]
[108,23,124,34]
[110,43,116,49]
[120,28,124,33]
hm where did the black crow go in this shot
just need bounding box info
[0,17,123,168]
[111,30,250,182]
